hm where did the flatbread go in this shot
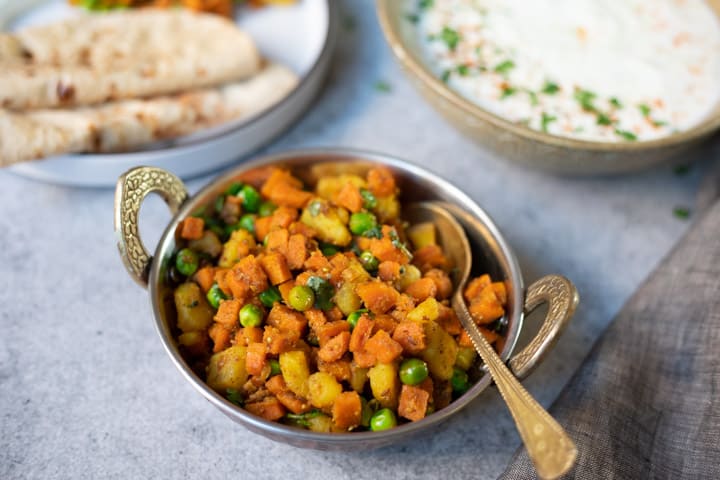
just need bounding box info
[0,9,261,109]
[0,62,298,166]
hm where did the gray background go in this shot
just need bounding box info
[1,1,717,478]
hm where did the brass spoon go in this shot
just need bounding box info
[404,202,577,480]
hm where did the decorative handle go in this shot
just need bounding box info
[114,166,188,288]
[509,275,579,380]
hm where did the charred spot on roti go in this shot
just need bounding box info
[56,81,76,103]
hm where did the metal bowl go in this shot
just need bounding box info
[114,148,578,450]
[376,0,720,175]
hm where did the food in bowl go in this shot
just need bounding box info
[68,0,296,17]
[168,165,508,431]
[411,0,720,142]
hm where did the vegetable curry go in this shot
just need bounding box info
[170,165,508,432]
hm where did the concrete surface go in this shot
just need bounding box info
[1,1,718,479]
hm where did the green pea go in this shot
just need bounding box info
[238,185,261,213]
[269,359,281,376]
[258,201,277,217]
[239,304,263,327]
[288,285,315,312]
[346,309,367,330]
[451,367,470,394]
[259,287,282,308]
[399,358,429,385]
[239,213,256,234]
[360,188,377,209]
[175,248,199,276]
[319,242,339,257]
[349,212,378,235]
[359,251,379,271]
[225,182,243,196]
[369,408,397,431]
[206,283,227,309]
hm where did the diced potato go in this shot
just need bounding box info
[406,297,441,323]
[316,174,367,200]
[367,362,399,409]
[374,195,400,223]
[349,364,369,393]
[188,230,223,258]
[341,258,371,285]
[407,222,436,250]
[279,350,311,398]
[300,198,352,246]
[174,282,214,332]
[420,321,459,381]
[307,372,343,408]
[177,331,207,356]
[218,229,256,268]
[306,413,334,432]
[395,264,422,291]
[455,347,477,371]
[206,345,248,392]
[334,282,362,316]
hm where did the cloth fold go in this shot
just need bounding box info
[501,180,720,479]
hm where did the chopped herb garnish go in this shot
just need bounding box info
[419,0,433,9]
[494,60,515,74]
[500,86,516,99]
[638,104,652,117]
[614,129,637,141]
[574,89,597,112]
[306,276,335,310]
[360,188,377,209]
[388,229,413,260]
[362,225,383,239]
[609,97,622,109]
[405,13,420,24]
[456,64,469,76]
[527,90,539,106]
[308,200,323,217]
[226,389,243,406]
[374,81,392,93]
[541,112,557,132]
[673,165,691,176]
[441,26,461,50]
[596,112,613,126]
[652,119,668,127]
[285,410,324,427]
[673,206,690,220]
[541,81,560,94]
[441,69,451,83]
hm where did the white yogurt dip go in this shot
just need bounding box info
[413,0,720,142]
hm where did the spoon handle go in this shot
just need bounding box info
[453,295,577,480]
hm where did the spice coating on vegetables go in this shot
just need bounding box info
[170,165,508,432]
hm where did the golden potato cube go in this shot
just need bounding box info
[335,282,362,316]
[406,297,441,323]
[279,350,311,399]
[307,372,343,408]
[420,321,458,381]
[174,282,214,333]
[349,364,369,393]
[218,229,256,268]
[374,195,400,223]
[206,345,248,392]
[407,222,436,250]
[395,265,421,291]
[368,362,399,409]
[316,174,366,200]
[300,199,352,247]
[455,347,477,371]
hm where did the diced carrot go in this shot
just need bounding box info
[352,350,377,368]
[424,269,453,300]
[245,396,286,421]
[304,250,331,271]
[230,255,268,294]
[194,266,216,293]
[235,326,263,346]
[392,321,426,354]
[265,375,311,414]
[369,237,409,264]
[246,342,267,376]
[318,330,351,362]
[238,167,275,189]
[254,217,273,242]
[214,299,241,329]
[269,206,299,230]
[263,325,299,355]
[332,391,362,430]
[304,308,327,331]
[356,282,400,314]
[378,261,401,282]
[458,330,473,348]
[367,167,396,196]
[464,274,491,302]
[333,183,363,213]
[328,253,351,284]
[364,330,403,364]
[325,307,344,322]
[278,280,296,305]
[417,377,434,397]
[261,169,313,208]
[180,217,204,240]
[349,314,374,353]
[404,277,438,302]
[479,327,500,345]
[436,304,462,335]
[316,320,351,346]
[491,282,508,305]
[267,305,308,337]
[288,221,316,238]
[355,236,372,251]
[317,358,352,381]
[208,323,231,353]
[260,253,293,285]
[265,373,286,395]
[413,245,450,272]
[373,314,398,335]
[265,228,289,257]
[398,385,430,422]
[286,234,308,270]
[214,268,232,296]
[468,286,505,324]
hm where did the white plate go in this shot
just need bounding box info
[0,0,337,187]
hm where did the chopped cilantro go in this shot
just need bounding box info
[419,0,433,9]
[596,112,613,126]
[441,69,451,83]
[609,97,622,109]
[500,85,516,99]
[226,389,243,406]
[405,13,420,24]
[306,276,335,311]
[285,410,324,427]
[494,60,515,74]
[541,112,557,132]
[614,129,637,141]
[541,81,560,94]
[652,119,669,127]
[362,225,383,239]
[456,64,469,76]
[528,90,539,106]
[374,81,392,93]
[441,26,461,50]
[638,104,652,117]
[574,89,597,112]
[360,189,377,209]
[673,206,690,220]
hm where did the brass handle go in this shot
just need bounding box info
[509,275,579,380]
[114,166,188,288]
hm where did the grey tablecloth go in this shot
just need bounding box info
[501,171,720,479]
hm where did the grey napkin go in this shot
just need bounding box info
[501,174,720,480]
